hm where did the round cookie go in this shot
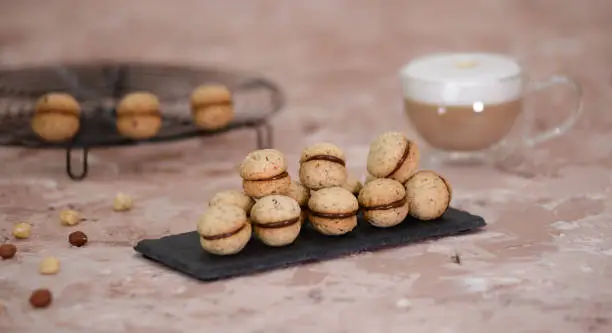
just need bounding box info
[405,170,452,220]
[240,149,291,199]
[342,174,363,197]
[367,132,420,184]
[358,178,409,228]
[283,181,310,224]
[308,187,359,236]
[250,195,302,247]
[298,143,347,190]
[190,84,234,130]
[197,205,251,255]
[31,93,80,142]
[116,92,162,140]
[208,190,255,216]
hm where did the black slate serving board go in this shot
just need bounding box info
[134,207,485,282]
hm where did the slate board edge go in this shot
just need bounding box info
[134,213,486,282]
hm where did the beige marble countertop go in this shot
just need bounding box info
[1,1,612,332]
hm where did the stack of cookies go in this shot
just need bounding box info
[362,131,452,223]
[196,131,452,256]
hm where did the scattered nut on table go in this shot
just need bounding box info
[59,209,81,226]
[12,222,32,239]
[113,193,133,212]
[68,231,88,247]
[39,256,60,275]
[29,289,52,308]
[0,243,17,259]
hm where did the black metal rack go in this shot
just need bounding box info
[0,63,284,180]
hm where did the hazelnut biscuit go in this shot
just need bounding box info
[308,187,358,236]
[298,143,347,190]
[342,174,363,197]
[240,149,291,199]
[116,92,162,140]
[405,170,452,220]
[359,178,409,228]
[190,84,235,130]
[367,132,420,184]
[250,195,301,247]
[283,181,310,224]
[197,205,252,255]
[209,190,255,216]
[31,93,80,142]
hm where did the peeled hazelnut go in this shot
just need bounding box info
[39,256,60,275]
[12,222,32,239]
[59,209,80,226]
[113,193,133,212]
[0,244,17,259]
[68,231,88,247]
[29,289,52,308]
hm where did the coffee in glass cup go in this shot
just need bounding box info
[400,53,582,164]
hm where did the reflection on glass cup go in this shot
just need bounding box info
[400,53,583,164]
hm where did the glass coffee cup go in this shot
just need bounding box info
[400,53,583,165]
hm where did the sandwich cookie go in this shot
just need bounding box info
[299,143,347,190]
[240,149,291,198]
[116,92,162,140]
[250,195,302,247]
[31,93,81,142]
[208,190,255,216]
[367,132,420,184]
[197,205,252,255]
[405,170,452,220]
[342,174,363,197]
[283,181,310,224]
[190,84,234,130]
[358,178,409,228]
[308,187,359,236]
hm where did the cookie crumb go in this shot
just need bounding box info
[39,257,60,275]
[60,209,81,226]
[451,252,462,265]
[113,193,133,212]
[12,222,32,239]
[395,298,411,309]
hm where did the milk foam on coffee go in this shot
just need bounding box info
[400,53,523,106]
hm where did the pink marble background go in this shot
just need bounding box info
[1,1,612,332]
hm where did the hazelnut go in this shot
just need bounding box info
[113,193,133,212]
[39,256,60,275]
[68,231,88,247]
[0,243,17,259]
[59,209,80,226]
[12,222,32,239]
[29,289,52,308]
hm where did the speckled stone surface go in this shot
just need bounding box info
[1,1,612,332]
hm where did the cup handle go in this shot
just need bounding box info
[525,75,584,145]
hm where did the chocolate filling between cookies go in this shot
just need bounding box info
[303,155,346,166]
[310,210,358,219]
[194,101,233,109]
[252,216,300,229]
[118,110,161,117]
[385,141,411,178]
[253,171,289,182]
[363,196,406,211]
[201,223,248,241]
[35,109,80,117]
